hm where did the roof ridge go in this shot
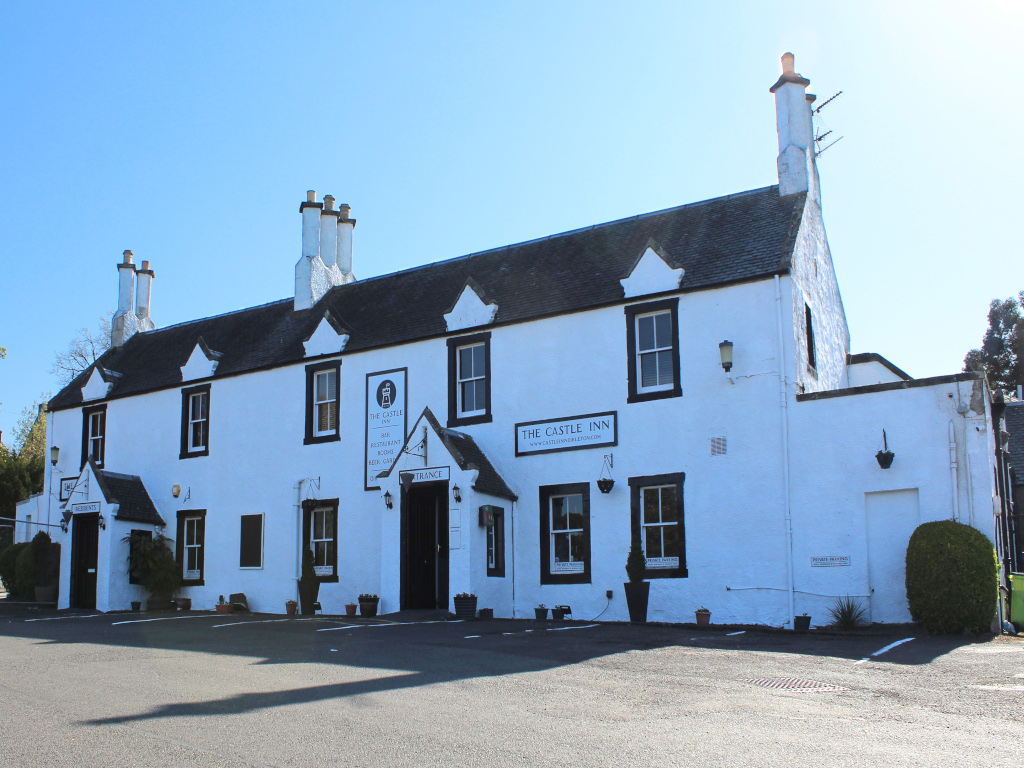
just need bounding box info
[137,297,293,336]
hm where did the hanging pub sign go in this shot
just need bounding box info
[479,505,497,527]
[60,476,78,501]
[514,411,617,457]
[365,368,408,491]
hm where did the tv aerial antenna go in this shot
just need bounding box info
[812,90,844,157]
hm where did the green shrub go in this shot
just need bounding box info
[30,531,54,587]
[15,544,36,599]
[905,520,998,634]
[0,542,28,593]
[828,595,868,629]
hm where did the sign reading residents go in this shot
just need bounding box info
[515,411,617,456]
[365,368,407,490]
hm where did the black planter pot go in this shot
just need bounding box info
[623,581,650,624]
[534,607,548,620]
[794,615,811,631]
[359,597,379,617]
[875,450,894,469]
[298,580,320,615]
[453,596,477,620]
[131,601,142,612]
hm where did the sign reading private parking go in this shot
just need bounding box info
[365,368,407,490]
[810,555,851,567]
[515,411,617,456]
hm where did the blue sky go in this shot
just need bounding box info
[1,1,1022,443]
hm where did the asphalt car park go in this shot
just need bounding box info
[1,609,1022,767]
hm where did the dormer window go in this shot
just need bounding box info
[180,384,210,459]
[625,299,681,404]
[305,360,341,444]
[81,404,106,468]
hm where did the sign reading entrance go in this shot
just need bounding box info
[515,411,617,456]
[401,466,450,484]
[810,555,851,567]
[365,368,408,490]
[71,502,100,514]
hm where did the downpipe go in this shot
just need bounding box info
[774,275,796,629]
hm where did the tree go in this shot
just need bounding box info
[11,395,50,463]
[964,292,1023,396]
[51,313,112,386]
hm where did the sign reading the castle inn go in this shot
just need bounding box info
[515,411,617,457]
[365,368,408,490]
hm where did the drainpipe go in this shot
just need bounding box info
[774,275,795,629]
[948,421,960,523]
[294,479,306,594]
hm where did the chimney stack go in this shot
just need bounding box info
[320,195,339,268]
[337,204,355,276]
[111,250,139,347]
[770,53,819,200]
[135,259,155,331]
[294,189,356,311]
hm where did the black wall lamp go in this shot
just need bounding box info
[452,484,461,503]
[60,519,68,533]
[719,341,734,373]
[98,513,106,531]
[50,445,60,466]
[384,490,393,510]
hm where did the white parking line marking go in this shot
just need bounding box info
[465,635,481,638]
[855,637,915,664]
[546,624,598,631]
[727,631,746,636]
[24,614,105,622]
[212,619,299,628]
[112,615,211,626]
[317,624,365,632]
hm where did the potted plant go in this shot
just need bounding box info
[298,548,320,616]
[695,606,711,626]
[876,430,895,469]
[551,606,566,621]
[285,599,298,616]
[345,602,358,617]
[794,612,811,631]
[122,532,181,611]
[215,595,232,614]
[359,593,379,617]
[453,592,478,620]
[175,597,192,611]
[130,601,142,612]
[535,604,548,620]
[623,541,649,624]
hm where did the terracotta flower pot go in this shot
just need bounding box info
[286,602,297,616]
[175,597,192,611]
[215,603,233,614]
[345,603,358,617]
[695,610,711,626]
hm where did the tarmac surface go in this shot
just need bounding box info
[1,606,1022,767]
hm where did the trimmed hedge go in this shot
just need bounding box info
[0,542,29,595]
[14,544,36,600]
[905,520,998,634]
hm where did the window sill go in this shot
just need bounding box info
[627,386,682,404]
[540,572,590,586]
[181,579,205,588]
[448,413,492,428]
[304,433,341,446]
[645,568,688,580]
[179,449,209,460]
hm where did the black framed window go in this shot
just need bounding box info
[302,498,339,581]
[81,404,107,469]
[176,510,206,586]
[127,529,152,585]
[805,303,817,375]
[239,514,263,569]
[539,483,590,585]
[628,472,686,579]
[624,298,681,404]
[447,331,491,427]
[486,507,505,577]
[179,384,210,459]
[304,360,341,444]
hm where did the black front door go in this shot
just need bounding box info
[71,513,99,609]
[402,483,449,610]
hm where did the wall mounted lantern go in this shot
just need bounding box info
[597,454,615,494]
[60,519,68,533]
[172,484,181,498]
[452,484,462,504]
[719,340,734,373]
[50,445,60,466]
[384,490,393,510]
[98,513,106,531]
[875,430,894,469]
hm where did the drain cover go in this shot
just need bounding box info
[744,678,848,692]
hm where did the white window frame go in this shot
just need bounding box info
[549,493,585,574]
[313,369,338,437]
[88,411,104,465]
[188,391,209,452]
[487,524,497,570]
[311,506,335,577]
[640,485,680,569]
[635,310,675,393]
[183,516,203,581]
[456,342,487,417]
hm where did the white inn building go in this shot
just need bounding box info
[35,54,1014,627]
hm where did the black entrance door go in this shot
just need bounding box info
[71,513,99,609]
[402,483,449,610]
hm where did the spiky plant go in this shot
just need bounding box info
[828,595,868,629]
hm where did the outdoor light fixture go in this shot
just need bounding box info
[171,484,181,498]
[60,519,68,533]
[98,514,106,531]
[384,490,393,510]
[719,340,734,373]
[50,445,60,466]
[597,454,615,494]
[452,484,461,503]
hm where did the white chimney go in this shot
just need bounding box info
[301,190,322,260]
[770,53,819,199]
[337,203,355,276]
[320,195,339,268]
[135,260,155,332]
[111,250,140,347]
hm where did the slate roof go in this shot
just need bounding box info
[95,466,165,525]
[50,185,805,410]
[1004,402,1024,485]
[441,428,518,502]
